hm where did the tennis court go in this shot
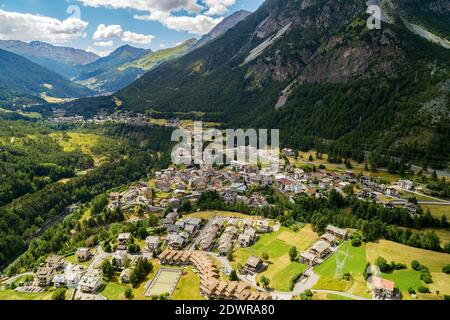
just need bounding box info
[145,268,182,297]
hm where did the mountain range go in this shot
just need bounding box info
[0,40,99,79]
[0,48,94,107]
[76,39,197,94]
[103,0,448,168]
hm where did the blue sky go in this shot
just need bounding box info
[0,0,264,55]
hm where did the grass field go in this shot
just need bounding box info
[64,254,92,268]
[381,269,422,297]
[101,282,128,300]
[51,132,115,166]
[233,225,317,292]
[366,240,450,272]
[400,191,446,203]
[172,267,205,300]
[315,242,367,278]
[313,242,371,298]
[0,290,52,300]
[421,228,450,245]
[420,204,450,219]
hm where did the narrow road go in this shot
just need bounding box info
[292,269,319,295]
[88,245,109,272]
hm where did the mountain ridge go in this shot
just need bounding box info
[0,40,99,79]
[0,48,94,108]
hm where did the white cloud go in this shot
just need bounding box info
[122,31,155,44]
[134,12,222,35]
[86,46,112,57]
[93,24,123,40]
[0,9,88,43]
[94,40,114,47]
[93,24,155,44]
[203,0,236,16]
[78,0,236,35]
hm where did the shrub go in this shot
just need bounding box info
[351,238,362,247]
[391,262,407,270]
[441,264,450,274]
[51,288,66,300]
[288,273,303,291]
[420,272,433,284]
[300,289,313,300]
[124,288,133,299]
[407,288,416,295]
[444,295,450,300]
[418,286,430,294]
[289,246,298,262]
[411,260,421,271]
[342,272,351,281]
[375,257,392,273]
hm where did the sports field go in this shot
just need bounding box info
[145,268,182,297]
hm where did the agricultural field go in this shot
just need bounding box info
[366,240,450,272]
[366,239,450,300]
[233,225,317,292]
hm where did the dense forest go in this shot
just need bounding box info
[0,120,173,268]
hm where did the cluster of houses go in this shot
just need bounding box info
[300,225,348,267]
[49,112,153,127]
[158,250,271,300]
[197,217,269,255]
[108,182,155,212]
[163,211,203,250]
[33,254,103,294]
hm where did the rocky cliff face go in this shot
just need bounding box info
[191,10,251,51]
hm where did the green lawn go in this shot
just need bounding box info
[313,242,371,298]
[381,269,422,297]
[101,282,128,300]
[315,242,367,279]
[0,289,52,300]
[172,267,205,300]
[270,262,308,291]
[65,254,92,268]
[233,225,316,292]
[326,293,355,300]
